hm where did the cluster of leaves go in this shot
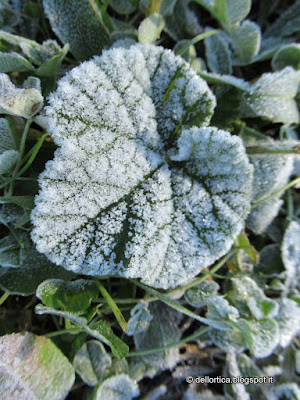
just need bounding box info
[0,0,300,399]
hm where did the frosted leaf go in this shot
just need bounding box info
[272,44,300,71]
[93,374,139,400]
[31,44,253,289]
[0,73,43,118]
[209,326,247,353]
[199,70,250,91]
[23,76,42,92]
[275,298,300,348]
[253,36,294,63]
[36,278,99,311]
[35,305,129,359]
[274,383,300,400]
[73,340,112,386]
[237,318,280,359]
[133,302,182,370]
[247,198,284,234]
[184,280,220,307]
[204,294,239,330]
[0,51,34,73]
[43,0,110,61]
[0,332,75,400]
[20,39,63,66]
[227,276,279,319]
[230,20,261,64]
[0,118,19,154]
[243,67,300,124]
[0,203,25,226]
[246,142,294,234]
[281,221,300,290]
[214,0,251,26]
[0,149,19,174]
[204,31,232,75]
[125,302,153,336]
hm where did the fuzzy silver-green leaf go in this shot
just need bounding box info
[31,44,253,289]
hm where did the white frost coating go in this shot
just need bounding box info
[276,298,300,348]
[281,221,300,290]
[0,149,19,174]
[31,44,253,289]
[0,73,43,118]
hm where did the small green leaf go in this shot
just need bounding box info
[0,149,19,174]
[35,305,129,359]
[0,118,19,153]
[209,326,247,352]
[125,302,153,336]
[36,279,99,312]
[204,32,232,74]
[227,276,279,319]
[215,0,251,26]
[230,20,261,64]
[205,295,239,330]
[133,302,182,370]
[199,70,250,91]
[184,280,220,307]
[0,332,75,400]
[235,233,258,262]
[0,233,29,268]
[36,44,69,77]
[272,44,300,71]
[237,318,280,358]
[92,374,139,400]
[73,340,112,386]
[243,67,300,124]
[276,298,300,348]
[90,320,129,359]
[138,13,165,44]
[0,51,34,73]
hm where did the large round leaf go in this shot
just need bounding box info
[31,44,253,289]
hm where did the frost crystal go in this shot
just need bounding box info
[31,44,253,289]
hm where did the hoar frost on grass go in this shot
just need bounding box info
[31,44,253,289]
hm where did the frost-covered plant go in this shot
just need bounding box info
[31,44,253,289]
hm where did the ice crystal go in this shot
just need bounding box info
[31,44,253,289]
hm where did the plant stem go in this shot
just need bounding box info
[95,280,128,332]
[246,146,300,155]
[7,118,32,196]
[147,0,161,15]
[0,291,9,306]
[251,177,300,209]
[175,30,220,56]
[130,279,227,327]
[44,327,83,338]
[125,326,211,357]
